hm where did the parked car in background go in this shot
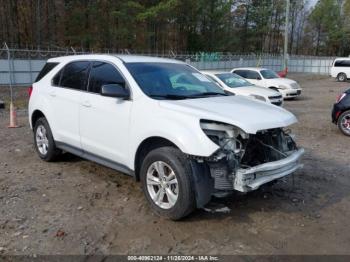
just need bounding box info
[202,70,283,106]
[332,88,350,136]
[232,67,302,99]
[330,58,350,82]
[29,55,304,220]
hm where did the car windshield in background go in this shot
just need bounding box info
[260,69,280,79]
[215,73,252,88]
[125,62,227,99]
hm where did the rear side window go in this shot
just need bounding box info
[235,70,260,80]
[59,61,90,90]
[246,70,261,79]
[234,70,248,78]
[88,62,125,93]
[35,62,58,82]
[334,60,350,67]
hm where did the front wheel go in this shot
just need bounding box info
[338,110,350,136]
[337,73,347,82]
[140,147,196,220]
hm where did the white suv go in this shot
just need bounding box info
[29,55,304,220]
[232,67,302,99]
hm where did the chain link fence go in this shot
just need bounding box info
[0,46,335,86]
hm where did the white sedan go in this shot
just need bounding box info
[202,70,283,106]
[231,67,302,99]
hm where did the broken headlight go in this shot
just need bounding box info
[200,120,248,159]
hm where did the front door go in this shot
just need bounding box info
[79,61,132,166]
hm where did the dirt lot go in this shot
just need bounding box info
[0,74,349,255]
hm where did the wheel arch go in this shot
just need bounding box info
[31,109,46,128]
[336,108,350,123]
[134,136,179,181]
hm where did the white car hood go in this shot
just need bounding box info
[159,96,297,134]
[230,86,281,96]
[266,78,297,87]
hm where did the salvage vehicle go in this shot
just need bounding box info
[332,88,350,136]
[232,67,302,99]
[28,55,304,220]
[202,70,283,106]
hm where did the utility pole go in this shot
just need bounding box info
[284,0,290,71]
[36,0,41,48]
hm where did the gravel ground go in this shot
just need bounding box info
[0,74,349,255]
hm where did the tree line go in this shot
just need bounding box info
[0,0,349,56]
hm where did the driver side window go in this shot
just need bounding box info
[88,62,125,94]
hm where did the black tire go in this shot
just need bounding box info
[33,117,61,161]
[337,73,347,82]
[337,110,350,136]
[140,146,196,220]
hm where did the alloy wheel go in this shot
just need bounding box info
[340,113,350,135]
[36,124,49,155]
[146,161,179,209]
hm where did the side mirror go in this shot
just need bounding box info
[256,76,262,80]
[101,84,130,99]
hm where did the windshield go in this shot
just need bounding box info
[215,73,252,88]
[125,62,226,99]
[260,69,280,79]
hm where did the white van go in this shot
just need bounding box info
[330,58,350,82]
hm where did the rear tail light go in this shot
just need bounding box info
[28,86,33,98]
[336,93,346,103]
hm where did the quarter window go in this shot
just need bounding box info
[59,61,90,90]
[35,62,58,82]
[52,70,61,86]
[88,62,125,94]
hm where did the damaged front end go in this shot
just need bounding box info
[197,120,304,194]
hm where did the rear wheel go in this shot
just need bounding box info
[338,110,350,136]
[33,117,61,161]
[140,147,196,220]
[337,73,347,82]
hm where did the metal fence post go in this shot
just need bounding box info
[28,50,33,84]
[4,43,13,103]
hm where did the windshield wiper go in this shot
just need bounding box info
[189,92,228,97]
[149,94,191,100]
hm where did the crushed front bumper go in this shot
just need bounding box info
[233,148,304,192]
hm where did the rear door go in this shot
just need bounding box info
[79,61,132,166]
[49,61,90,149]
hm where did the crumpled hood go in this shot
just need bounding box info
[159,96,297,134]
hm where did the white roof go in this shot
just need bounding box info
[201,70,231,75]
[334,57,350,60]
[117,55,184,64]
[48,54,184,64]
[232,67,269,71]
